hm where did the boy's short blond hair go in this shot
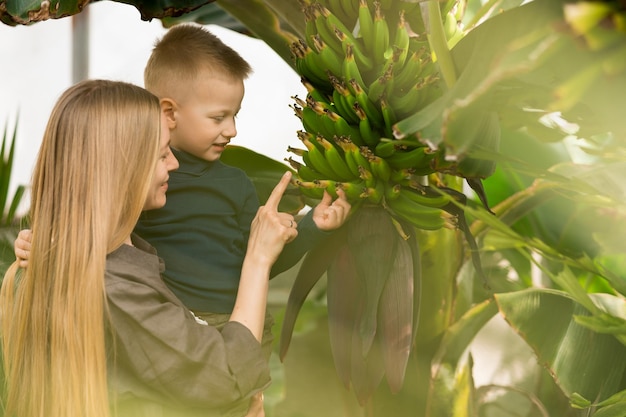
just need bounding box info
[144,24,253,100]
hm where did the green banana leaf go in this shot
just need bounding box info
[161,2,246,32]
[427,299,497,417]
[495,288,626,405]
[395,0,626,158]
[0,119,26,277]
[220,144,304,213]
[1,0,215,24]
[213,0,302,67]
[394,0,569,146]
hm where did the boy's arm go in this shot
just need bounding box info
[269,210,326,277]
[14,229,32,268]
[270,190,350,277]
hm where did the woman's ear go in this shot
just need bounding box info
[160,98,177,129]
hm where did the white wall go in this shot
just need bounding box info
[0,1,305,215]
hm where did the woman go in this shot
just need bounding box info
[1,79,297,417]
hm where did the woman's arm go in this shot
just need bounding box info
[230,171,297,340]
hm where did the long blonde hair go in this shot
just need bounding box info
[1,79,161,417]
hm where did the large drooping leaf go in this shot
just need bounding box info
[426,299,497,417]
[0,119,27,277]
[161,1,247,32]
[220,144,304,213]
[495,288,626,404]
[279,225,348,360]
[1,0,216,25]
[393,0,569,145]
[213,0,301,67]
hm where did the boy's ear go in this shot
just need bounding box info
[160,98,177,128]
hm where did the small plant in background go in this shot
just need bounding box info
[0,118,27,276]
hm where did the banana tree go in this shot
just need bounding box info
[3,0,626,416]
[0,119,26,277]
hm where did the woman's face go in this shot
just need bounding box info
[143,112,179,211]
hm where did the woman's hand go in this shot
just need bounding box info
[246,171,298,267]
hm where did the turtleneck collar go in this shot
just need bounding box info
[171,147,217,175]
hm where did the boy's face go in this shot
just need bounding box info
[169,72,244,162]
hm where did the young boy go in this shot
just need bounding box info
[136,24,351,415]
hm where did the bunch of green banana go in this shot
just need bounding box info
[290,0,452,207]
[282,0,496,404]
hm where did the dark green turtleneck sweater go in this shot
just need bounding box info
[135,148,328,313]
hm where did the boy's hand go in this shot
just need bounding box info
[311,189,351,231]
[14,229,32,268]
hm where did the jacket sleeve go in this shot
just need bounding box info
[106,276,271,409]
[270,209,331,277]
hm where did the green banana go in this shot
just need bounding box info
[358,165,376,188]
[284,155,301,171]
[285,156,324,182]
[287,142,309,156]
[368,153,392,183]
[302,77,332,108]
[388,81,422,119]
[306,96,338,139]
[315,135,359,181]
[343,43,367,92]
[389,167,415,184]
[380,97,397,138]
[291,40,328,87]
[385,192,446,231]
[353,102,382,148]
[367,62,394,104]
[302,4,318,51]
[384,182,401,201]
[316,2,354,47]
[318,179,341,198]
[327,0,354,24]
[294,97,326,138]
[300,134,342,180]
[397,186,450,208]
[385,145,437,173]
[374,139,397,158]
[329,75,360,125]
[325,108,364,144]
[348,78,385,128]
[358,0,375,50]
[334,27,374,72]
[362,180,385,204]
[293,179,325,199]
[334,136,364,178]
[336,180,368,202]
[393,48,426,90]
[311,3,343,55]
[331,88,358,126]
[393,9,410,68]
[311,33,343,78]
[372,1,390,64]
